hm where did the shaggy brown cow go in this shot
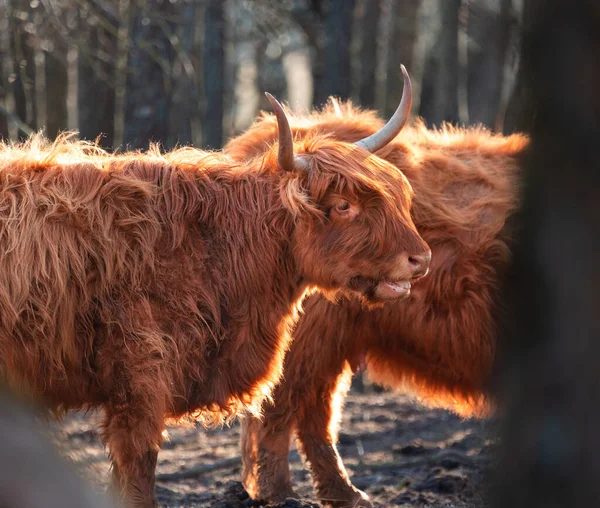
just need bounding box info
[0,82,430,507]
[225,99,528,507]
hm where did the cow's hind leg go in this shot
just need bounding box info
[241,414,297,502]
[296,365,372,508]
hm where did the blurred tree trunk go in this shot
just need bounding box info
[257,39,286,113]
[466,0,512,129]
[384,0,420,118]
[0,5,31,139]
[202,0,225,149]
[290,0,325,108]
[418,0,460,126]
[78,7,117,148]
[45,40,68,139]
[503,1,536,135]
[123,0,175,149]
[502,59,530,134]
[10,2,38,138]
[323,0,355,102]
[491,1,600,507]
[230,1,259,134]
[168,1,196,148]
[191,3,204,146]
[0,4,11,139]
[356,0,380,109]
[233,40,259,133]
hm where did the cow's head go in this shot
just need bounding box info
[268,66,431,304]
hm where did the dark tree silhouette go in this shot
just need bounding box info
[203,0,225,149]
[168,1,196,147]
[10,1,38,137]
[502,1,536,135]
[123,0,175,149]
[418,0,461,126]
[0,6,11,138]
[323,0,355,102]
[384,0,420,118]
[491,2,600,507]
[45,40,69,139]
[290,0,326,108]
[357,0,381,109]
[78,5,118,148]
[466,0,512,128]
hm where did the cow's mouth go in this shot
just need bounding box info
[348,276,412,301]
[376,280,411,299]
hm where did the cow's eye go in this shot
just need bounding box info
[336,201,350,212]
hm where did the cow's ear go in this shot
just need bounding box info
[279,172,321,219]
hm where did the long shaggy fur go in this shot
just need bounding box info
[224,100,529,506]
[0,131,426,507]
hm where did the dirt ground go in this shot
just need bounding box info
[49,384,495,508]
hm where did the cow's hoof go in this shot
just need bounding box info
[323,488,373,507]
[349,489,373,508]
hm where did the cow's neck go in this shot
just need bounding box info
[183,171,309,413]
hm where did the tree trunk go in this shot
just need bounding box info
[356,0,381,109]
[418,0,461,127]
[502,0,536,135]
[168,1,196,148]
[256,35,286,114]
[322,0,355,103]
[466,0,512,129]
[45,41,68,139]
[0,2,12,139]
[78,7,117,148]
[202,0,225,149]
[491,1,600,507]
[123,0,175,150]
[384,0,420,118]
[501,57,531,134]
[10,2,37,138]
[290,0,326,108]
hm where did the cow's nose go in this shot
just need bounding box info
[408,250,431,278]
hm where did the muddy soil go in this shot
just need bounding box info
[49,387,495,507]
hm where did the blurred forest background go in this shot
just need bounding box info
[0,0,525,151]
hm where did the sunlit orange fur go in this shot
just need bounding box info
[225,100,529,506]
[0,131,426,507]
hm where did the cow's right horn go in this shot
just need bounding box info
[354,65,412,153]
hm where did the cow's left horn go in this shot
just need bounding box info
[265,92,297,172]
[354,65,412,153]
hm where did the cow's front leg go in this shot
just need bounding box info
[241,414,298,502]
[295,366,372,508]
[103,403,164,508]
[97,301,169,508]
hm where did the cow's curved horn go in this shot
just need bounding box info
[354,65,412,153]
[265,92,296,172]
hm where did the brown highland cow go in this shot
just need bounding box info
[0,80,431,507]
[225,96,529,507]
